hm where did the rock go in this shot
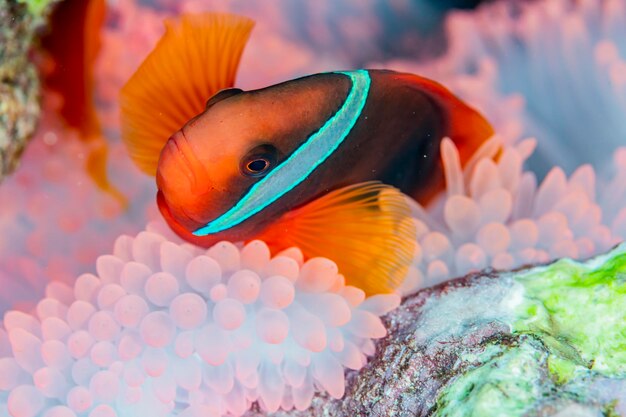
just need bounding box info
[246,243,626,416]
[0,0,56,180]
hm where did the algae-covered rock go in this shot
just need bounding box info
[247,244,626,417]
[0,0,56,180]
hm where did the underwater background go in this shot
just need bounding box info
[3,0,625,310]
[1,0,626,416]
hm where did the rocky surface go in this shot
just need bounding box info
[0,0,56,180]
[245,244,626,417]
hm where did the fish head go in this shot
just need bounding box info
[156,75,350,245]
[156,89,276,243]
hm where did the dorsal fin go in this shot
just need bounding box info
[120,13,255,175]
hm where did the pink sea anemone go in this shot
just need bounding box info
[1,0,626,415]
[3,0,626,309]
[397,138,626,294]
[0,96,155,312]
[0,232,399,416]
[371,0,626,293]
[386,0,626,174]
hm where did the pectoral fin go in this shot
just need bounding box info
[258,182,416,295]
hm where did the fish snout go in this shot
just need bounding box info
[158,131,205,187]
[156,131,214,231]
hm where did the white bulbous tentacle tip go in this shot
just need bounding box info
[0,233,397,417]
[404,136,625,291]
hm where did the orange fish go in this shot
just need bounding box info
[41,0,125,205]
[120,13,494,294]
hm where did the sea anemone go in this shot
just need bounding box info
[0,99,154,312]
[371,0,626,293]
[387,0,626,173]
[397,138,625,295]
[0,232,399,416]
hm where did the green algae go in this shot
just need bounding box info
[605,401,621,417]
[16,0,53,17]
[432,244,626,417]
[513,245,626,378]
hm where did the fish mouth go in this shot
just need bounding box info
[156,190,206,233]
[157,190,223,247]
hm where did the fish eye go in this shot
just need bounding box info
[246,158,269,173]
[241,144,278,178]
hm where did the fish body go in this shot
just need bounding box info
[121,13,493,293]
[157,69,490,246]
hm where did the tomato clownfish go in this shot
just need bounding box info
[120,13,494,294]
